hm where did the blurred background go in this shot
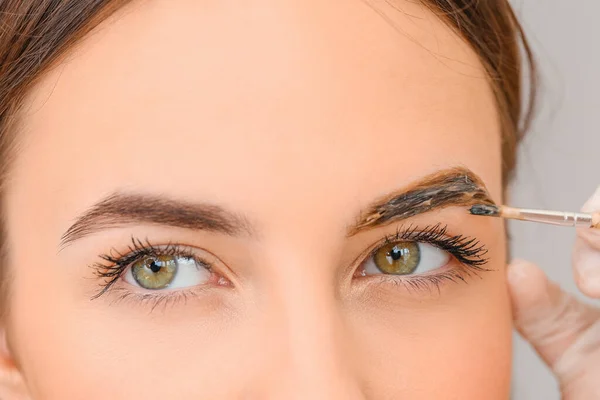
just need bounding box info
[508,1,599,398]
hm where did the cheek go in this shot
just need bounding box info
[8,277,257,399]
[354,294,512,398]
[350,253,511,397]
[3,227,253,398]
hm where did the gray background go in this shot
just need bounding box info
[509,1,599,398]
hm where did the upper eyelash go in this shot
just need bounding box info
[89,237,210,300]
[381,223,490,270]
[90,224,488,300]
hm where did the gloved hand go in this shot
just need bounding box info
[508,188,600,399]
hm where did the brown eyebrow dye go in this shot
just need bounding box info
[351,168,496,234]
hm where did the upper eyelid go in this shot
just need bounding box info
[362,224,488,266]
[98,237,221,264]
[93,240,217,277]
[101,240,198,265]
[89,241,227,300]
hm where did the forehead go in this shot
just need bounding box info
[14,0,501,231]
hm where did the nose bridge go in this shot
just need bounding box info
[260,247,365,399]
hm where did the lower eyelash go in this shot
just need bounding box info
[106,287,199,312]
[371,266,483,295]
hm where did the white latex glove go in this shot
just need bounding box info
[508,188,600,399]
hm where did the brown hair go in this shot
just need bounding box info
[426,0,537,185]
[0,0,536,314]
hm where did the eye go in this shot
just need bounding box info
[361,241,450,276]
[124,255,211,290]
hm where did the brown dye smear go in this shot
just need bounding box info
[350,167,496,235]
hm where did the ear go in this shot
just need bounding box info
[0,328,30,400]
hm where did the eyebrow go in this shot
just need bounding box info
[61,167,493,247]
[347,167,496,236]
[60,193,255,247]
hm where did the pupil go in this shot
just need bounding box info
[148,259,162,273]
[390,247,404,261]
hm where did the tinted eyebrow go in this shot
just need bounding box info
[348,167,496,235]
[60,192,255,247]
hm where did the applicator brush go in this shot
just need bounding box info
[469,204,600,229]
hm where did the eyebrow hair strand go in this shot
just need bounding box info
[60,192,255,247]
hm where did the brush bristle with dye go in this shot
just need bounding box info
[469,204,500,217]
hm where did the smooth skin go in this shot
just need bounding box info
[0,0,510,398]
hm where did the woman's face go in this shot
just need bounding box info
[2,0,510,398]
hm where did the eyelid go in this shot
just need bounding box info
[350,223,490,285]
[100,241,219,278]
[367,224,488,265]
[89,237,234,299]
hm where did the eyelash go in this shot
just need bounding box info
[360,223,490,292]
[381,223,489,267]
[89,224,489,303]
[90,237,215,301]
